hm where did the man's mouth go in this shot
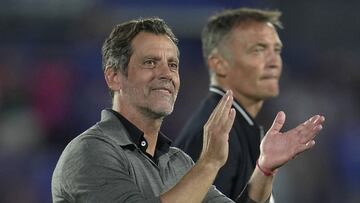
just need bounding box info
[261,75,279,80]
[152,87,172,95]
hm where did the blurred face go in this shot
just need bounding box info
[120,32,180,118]
[223,21,283,101]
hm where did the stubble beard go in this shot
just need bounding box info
[134,89,177,120]
[141,92,177,119]
[122,81,178,120]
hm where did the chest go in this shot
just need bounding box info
[123,149,190,196]
[233,117,262,165]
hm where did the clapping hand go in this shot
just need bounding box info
[258,111,325,172]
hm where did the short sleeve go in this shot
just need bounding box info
[52,135,161,203]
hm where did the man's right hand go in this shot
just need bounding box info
[199,90,236,169]
[161,90,236,203]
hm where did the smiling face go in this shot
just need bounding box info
[222,20,283,102]
[119,32,180,119]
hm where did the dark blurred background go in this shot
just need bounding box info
[0,0,359,202]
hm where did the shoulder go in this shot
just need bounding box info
[61,123,121,159]
[175,96,219,144]
[194,95,221,119]
[188,94,220,123]
[52,123,129,186]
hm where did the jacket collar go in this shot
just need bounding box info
[209,86,255,126]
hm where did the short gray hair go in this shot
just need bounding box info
[202,8,282,64]
[101,17,178,98]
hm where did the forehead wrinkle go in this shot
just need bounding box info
[230,23,281,48]
[133,46,179,66]
[142,46,179,63]
[131,32,179,58]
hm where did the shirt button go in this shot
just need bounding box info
[141,141,147,147]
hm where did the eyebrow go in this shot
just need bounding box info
[144,55,179,63]
[251,42,283,49]
[168,57,179,63]
[144,56,161,60]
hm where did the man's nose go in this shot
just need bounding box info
[157,61,172,80]
[267,51,282,69]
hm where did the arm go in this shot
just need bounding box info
[238,111,325,203]
[161,90,236,203]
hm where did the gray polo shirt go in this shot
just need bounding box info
[52,110,233,203]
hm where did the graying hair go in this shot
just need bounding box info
[202,7,283,64]
[101,17,178,98]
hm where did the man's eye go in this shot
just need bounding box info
[253,47,265,53]
[144,60,156,66]
[169,63,178,70]
[275,48,282,54]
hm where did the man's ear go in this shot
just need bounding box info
[104,67,122,92]
[207,52,229,77]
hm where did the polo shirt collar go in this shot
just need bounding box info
[99,109,171,154]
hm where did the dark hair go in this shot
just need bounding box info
[202,7,282,63]
[102,17,178,97]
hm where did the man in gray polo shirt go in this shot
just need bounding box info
[51,17,325,203]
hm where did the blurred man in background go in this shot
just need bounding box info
[176,8,285,201]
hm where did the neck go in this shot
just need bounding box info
[233,93,263,118]
[113,99,162,156]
